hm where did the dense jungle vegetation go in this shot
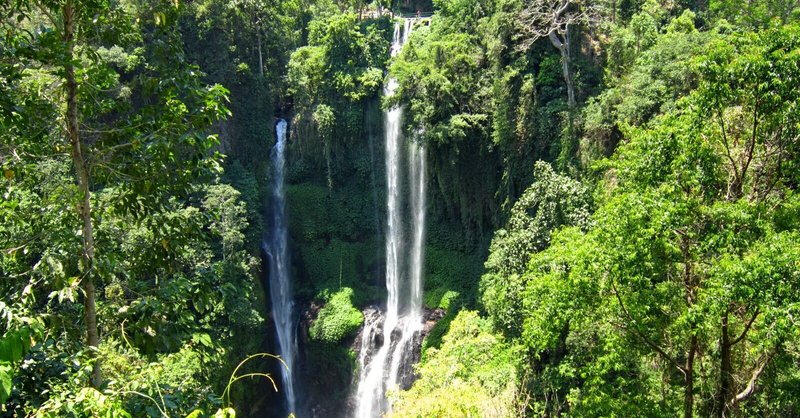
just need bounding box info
[2,0,800,416]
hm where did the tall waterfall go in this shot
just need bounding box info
[265,119,297,415]
[354,18,427,418]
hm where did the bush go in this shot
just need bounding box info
[309,288,363,344]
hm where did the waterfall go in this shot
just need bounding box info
[266,119,297,415]
[353,18,426,418]
[408,143,426,320]
[387,140,425,387]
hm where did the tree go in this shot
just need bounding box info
[518,0,598,108]
[2,0,229,390]
[516,23,800,417]
[481,161,591,335]
[692,22,800,416]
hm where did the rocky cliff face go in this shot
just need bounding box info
[290,302,446,418]
[346,305,446,415]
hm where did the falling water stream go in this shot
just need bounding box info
[265,119,297,415]
[354,19,427,418]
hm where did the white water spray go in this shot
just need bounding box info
[266,119,297,415]
[354,18,427,418]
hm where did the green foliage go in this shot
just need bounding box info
[392,311,523,417]
[388,0,604,235]
[3,0,800,416]
[286,181,382,303]
[0,309,44,405]
[304,343,356,410]
[629,11,659,52]
[26,343,283,417]
[1,177,264,415]
[486,22,800,416]
[310,288,363,344]
[0,1,264,413]
[398,12,800,418]
[302,13,388,102]
[282,161,380,415]
[666,9,697,34]
[582,19,715,164]
[392,25,490,145]
[287,12,391,176]
[422,289,459,311]
[391,14,503,233]
[423,245,482,310]
[94,183,263,352]
[299,238,381,301]
[34,387,131,418]
[221,162,264,254]
[203,184,250,259]
[480,161,591,335]
[709,0,800,28]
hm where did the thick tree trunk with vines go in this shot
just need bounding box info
[64,0,101,388]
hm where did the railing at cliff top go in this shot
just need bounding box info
[359,10,434,19]
[397,11,434,18]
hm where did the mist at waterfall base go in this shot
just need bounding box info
[263,119,299,416]
[353,19,427,418]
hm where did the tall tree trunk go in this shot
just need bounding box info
[685,335,697,418]
[717,311,733,417]
[681,233,697,418]
[64,0,101,388]
[611,0,616,23]
[561,49,576,108]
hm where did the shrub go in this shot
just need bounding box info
[310,288,363,344]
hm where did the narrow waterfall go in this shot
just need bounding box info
[408,143,426,320]
[265,119,297,415]
[388,140,425,386]
[354,18,426,418]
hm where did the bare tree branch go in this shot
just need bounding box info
[728,309,759,347]
[730,352,771,407]
[610,279,685,374]
[34,0,60,29]
[517,0,600,108]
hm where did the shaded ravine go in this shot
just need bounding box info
[264,119,298,415]
[353,18,426,418]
